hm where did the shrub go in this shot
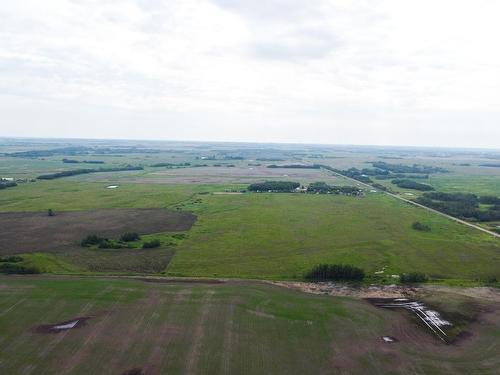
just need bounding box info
[142,239,161,249]
[412,221,431,232]
[120,232,140,242]
[48,208,55,217]
[171,233,186,240]
[98,240,124,249]
[0,256,24,263]
[304,264,365,282]
[485,276,498,284]
[400,272,428,283]
[81,234,106,247]
[0,263,40,274]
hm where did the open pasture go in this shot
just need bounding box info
[169,192,500,280]
[0,276,499,375]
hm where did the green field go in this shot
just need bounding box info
[168,192,500,280]
[1,178,499,281]
[1,276,499,375]
[1,140,500,375]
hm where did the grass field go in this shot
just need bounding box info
[168,192,500,280]
[0,180,220,211]
[1,179,499,281]
[1,276,499,375]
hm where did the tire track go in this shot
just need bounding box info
[186,291,214,375]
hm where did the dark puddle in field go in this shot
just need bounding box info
[367,298,453,343]
[122,368,144,375]
[34,317,91,334]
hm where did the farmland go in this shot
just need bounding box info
[1,138,500,374]
[1,178,499,279]
[0,208,195,254]
[168,192,500,280]
[0,276,499,375]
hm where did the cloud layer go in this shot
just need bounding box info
[1,0,499,148]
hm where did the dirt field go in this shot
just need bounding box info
[115,166,344,184]
[0,208,196,254]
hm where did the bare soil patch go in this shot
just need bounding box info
[0,208,196,254]
[270,281,420,299]
[34,317,91,334]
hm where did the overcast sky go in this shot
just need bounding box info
[1,0,499,148]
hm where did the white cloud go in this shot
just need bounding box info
[0,0,499,148]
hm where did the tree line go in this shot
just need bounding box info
[306,182,362,195]
[391,179,434,191]
[416,192,500,222]
[0,181,17,190]
[248,181,362,195]
[248,181,300,192]
[37,166,143,180]
[371,161,447,174]
[305,264,365,281]
[62,158,104,164]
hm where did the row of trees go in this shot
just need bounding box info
[305,264,365,281]
[150,162,191,167]
[331,167,374,183]
[416,192,500,222]
[0,181,17,190]
[371,161,447,174]
[306,182,362,195]
[37,166,143,180]
[62,159,104,164]
[248,181,362,195]
[391,179,434,191]
[8,146,160,158]
[304,264,432,284]
[248,181,300,192]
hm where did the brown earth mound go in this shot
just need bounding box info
[0,208,196,254]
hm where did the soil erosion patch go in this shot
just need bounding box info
[0,208,196,254]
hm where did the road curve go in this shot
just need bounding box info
[327,169,500,239]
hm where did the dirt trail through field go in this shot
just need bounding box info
[106,289,167,374]
[0,298,26,317]
[185,291,214,375]
[60,297,123,374]
[221,298,236,374]
[143,289,187,374]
